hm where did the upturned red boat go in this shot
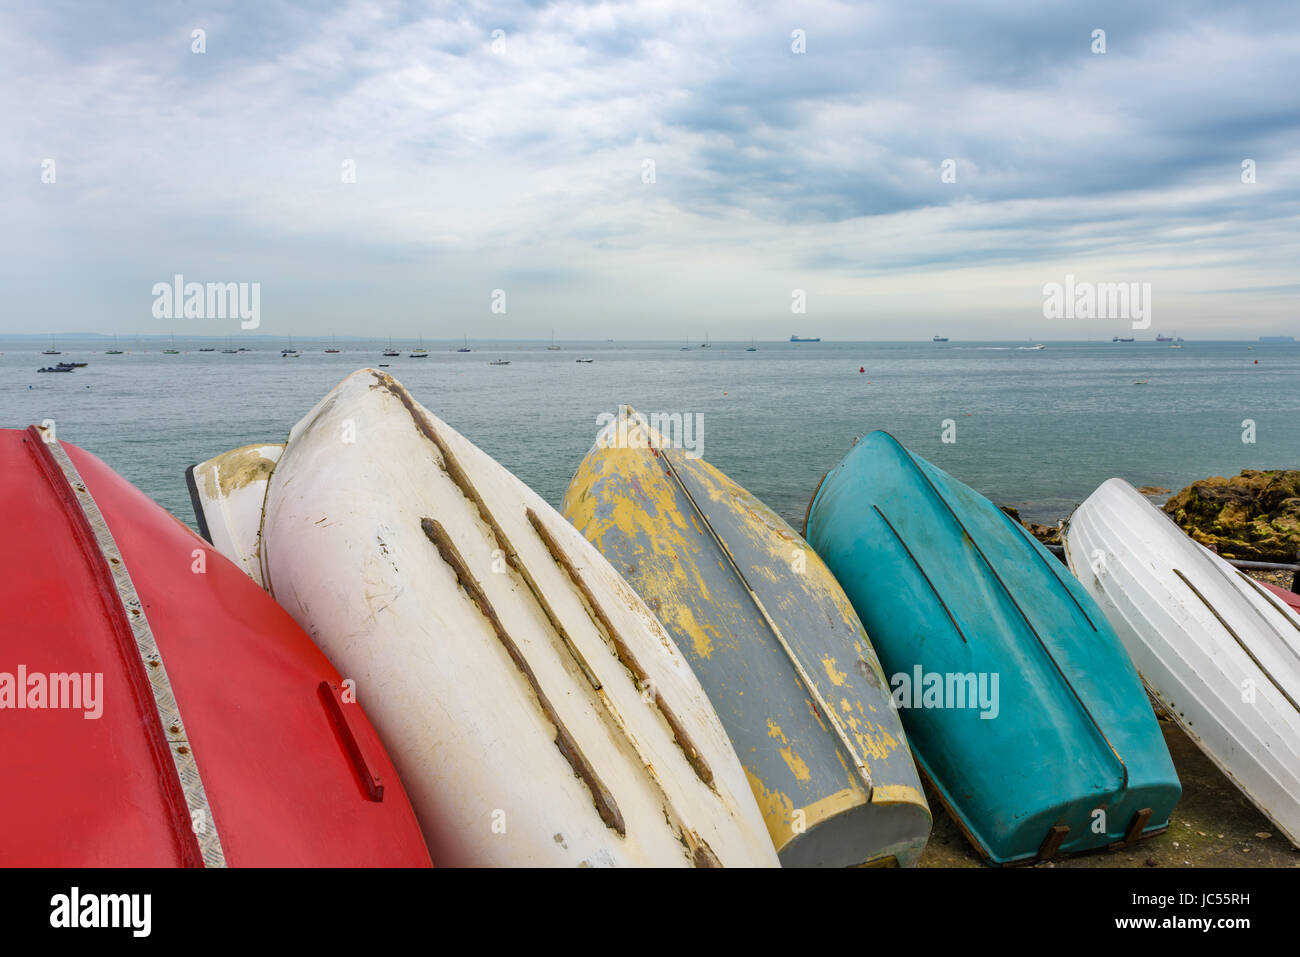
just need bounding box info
[0,426,432,867]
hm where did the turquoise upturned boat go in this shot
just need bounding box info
[804,431,1181,865]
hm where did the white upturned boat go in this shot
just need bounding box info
[187,443,283,589]
[1065,478,1300,847]
[189,369,779,868]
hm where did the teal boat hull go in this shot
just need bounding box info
[805,432,1180,864]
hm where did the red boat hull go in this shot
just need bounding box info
[0,428,431,866]
[1261,580,1300,613]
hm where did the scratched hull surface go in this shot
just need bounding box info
[1066,479,1300,847]
[563,410,931,867]
[806,432,1181,865]
[194,370,778,868]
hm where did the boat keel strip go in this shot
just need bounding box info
[1173,568,1300,715]
[378,372,723,838]
[420,517,626,836]
[525,508,715,790]
[896,439,1130,794]
[25,426,226,868]
[657,446,874,795]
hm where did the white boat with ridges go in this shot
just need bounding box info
[1064,478,1300,847]
[189,368,778,868]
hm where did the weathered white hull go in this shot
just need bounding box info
[187,444,283,589]
[195,369,778,867]
[1065,478,1300,847]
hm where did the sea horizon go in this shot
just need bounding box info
[5,337,1295,536]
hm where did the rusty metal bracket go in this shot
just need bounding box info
[1037,824,1070,862]
[1122,807,1152,846]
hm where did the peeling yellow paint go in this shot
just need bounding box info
[822,655,848,687]
[780,745,812,782]
[200,443,282,498]
[871,784,926,806]
[563,412,932,862]
[743,767,798,852]
[801,787,866,830]
[766,718,788,744]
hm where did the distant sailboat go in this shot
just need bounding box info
[410,336,429,357]
[700,333,711,348]
[106,334,123,355]
[547,330,561,351]
[164,335,180,354]
[746,337,757,352]
[457,335,471,353]
[222,335,237,354]
[43,336,60,355]
[383,336,400,357]
[326,336,340,353]
[681,335,690,351]
[281,336,299,355]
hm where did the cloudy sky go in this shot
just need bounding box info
[2,1,1298,340]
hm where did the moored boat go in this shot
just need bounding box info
[189,369,779,867]
[805,432,1181,865]
[1065,478,1300,847]
[563,409,931,866]
[0,427,431,866]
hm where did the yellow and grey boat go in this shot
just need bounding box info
[563,406,932,866]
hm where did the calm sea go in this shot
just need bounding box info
[2,337,1296,531]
